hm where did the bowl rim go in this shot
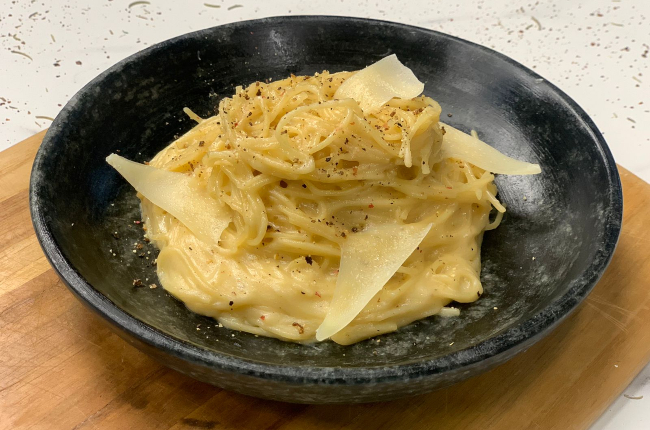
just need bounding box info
[30,15,623,385]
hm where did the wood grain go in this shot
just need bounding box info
[1,132,649,430]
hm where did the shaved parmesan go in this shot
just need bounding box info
[440,123,541,175]
[316,222,433,341]
[334,54,425,113]
[106,154,230,245]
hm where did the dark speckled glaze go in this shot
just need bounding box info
[29,16,622,403]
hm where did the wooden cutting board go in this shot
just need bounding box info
[1,131,650,430]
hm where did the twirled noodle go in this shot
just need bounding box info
[137,70,508,345]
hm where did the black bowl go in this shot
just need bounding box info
[29,16,622,403]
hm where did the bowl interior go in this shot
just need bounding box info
[32,17,620,369]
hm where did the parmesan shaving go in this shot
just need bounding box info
[106,154,230,245]
[440,123,541,175]
[334,54,425,113]
[316,222,433,341]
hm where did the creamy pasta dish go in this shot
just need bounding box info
[107,55,540,345]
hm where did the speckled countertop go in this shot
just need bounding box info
[1,0,648,427]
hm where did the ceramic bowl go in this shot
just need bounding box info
[30,16,622,403]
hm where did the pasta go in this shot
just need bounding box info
[108,56,540,345]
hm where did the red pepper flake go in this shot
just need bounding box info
[368,203,374,208]
[292,322,305,334]
[260,315,266,321]
[279,180,288,188]
[446,187,452,189]
[315,291,322,298]
[134,220,141,224]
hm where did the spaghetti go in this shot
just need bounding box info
[108,56,540,345]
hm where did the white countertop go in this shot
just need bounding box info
[1,0,648,427]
